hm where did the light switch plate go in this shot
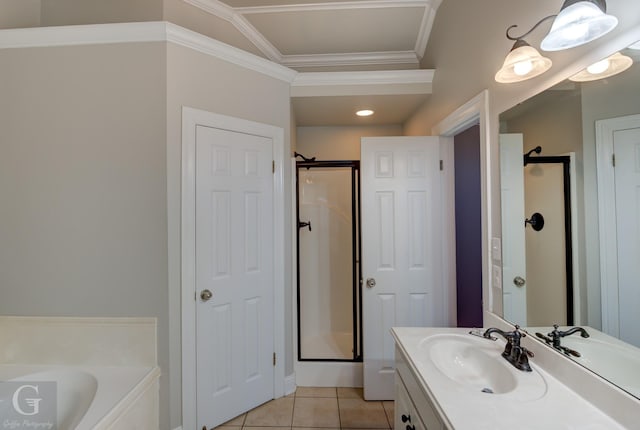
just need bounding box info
[492,264,502,290]
[491,237,502,263]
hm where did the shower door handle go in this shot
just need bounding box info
[298,220,312,231]
[366,278,376,289]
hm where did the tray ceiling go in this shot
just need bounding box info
[183,0,442,70]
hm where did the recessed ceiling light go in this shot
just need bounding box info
[356,109,374,117]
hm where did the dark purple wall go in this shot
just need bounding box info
[454,125,483,327]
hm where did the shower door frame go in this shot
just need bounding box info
[296,160,362,362]
[525,155,574,325]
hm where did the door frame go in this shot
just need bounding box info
[181,107,286,430]
[432,90,492,324]
[596,113,640,336]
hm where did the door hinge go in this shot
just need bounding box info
[439,160,444,171]
[273,352,276,366]
[612,153,616,167]
[272,160,275,173]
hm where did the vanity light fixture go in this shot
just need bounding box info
[541,0,618,52]
[496,0,618,83]
[356,109,374,117]
[495,39,552,83]
[569,51,633,82]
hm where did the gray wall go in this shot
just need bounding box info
[0,42,169,425]
[40,0,163,25]
[296,125,403,161]
[0,0,41,28]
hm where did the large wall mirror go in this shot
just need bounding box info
[498,39,640,399]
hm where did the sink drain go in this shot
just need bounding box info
[481,388,494,394]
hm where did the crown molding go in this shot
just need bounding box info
[235,1,432,14]
[0,22,298,83]
[415,0,441,59]
[0,22,167,49]
[164,23,296,82]
[182,0,282,62]
[281,51,419,68]
[291,69,434,96]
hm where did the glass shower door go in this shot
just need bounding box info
[297,162,361,361]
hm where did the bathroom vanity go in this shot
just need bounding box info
[392,327,631,429]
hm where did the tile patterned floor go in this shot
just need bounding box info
[215,387,394,430]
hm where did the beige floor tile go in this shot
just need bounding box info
[293,428,339,430]
[219,413,246,427]
[244,427,291,430]
[292,397,341,428]
[382,401,394,427]
[245,397,294,427]
[338,398,390,429]
[336,387,363,399]
[296,387,337,398]
[213,426,240,430]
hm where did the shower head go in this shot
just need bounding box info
[523,146,542,166]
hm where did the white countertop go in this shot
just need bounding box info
[392,327,627,430]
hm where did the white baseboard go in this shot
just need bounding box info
[284,373,296,396]
[294,362,362,387]
[173,427,183,430]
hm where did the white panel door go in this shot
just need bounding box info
[195,125,274,428]
[499,134,527,326]
[361,136,443,400]
[614,126,640,347]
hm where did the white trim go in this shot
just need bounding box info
[281,51,419,69]
[439,137,457,327]
[236,1,435,13]
[0,21,298,83]
[164,23,295,81]
[432,90,492,323]
[181,107,286,430]
[595,113,640,336]
[0,22,167,48]
[292,69,434,87]
[414,0,441,59]
[284,374,297,396]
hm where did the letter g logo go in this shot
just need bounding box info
[12,384,42,416]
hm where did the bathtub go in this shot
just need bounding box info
[0,364,159,429]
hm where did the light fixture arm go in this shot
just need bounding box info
[506,15,557,41]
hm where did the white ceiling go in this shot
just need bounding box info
[182,0,443,126]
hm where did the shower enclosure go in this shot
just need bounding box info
[296,160,361,362]
[523,153,574,326]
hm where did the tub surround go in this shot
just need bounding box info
[0,316,160,429]
[392,326,638,429]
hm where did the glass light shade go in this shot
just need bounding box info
[569,52,633,82]
[495,43,553,83]
[540,0,618,51]
[356,109,374,117]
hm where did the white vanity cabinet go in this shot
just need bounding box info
[395,346,446,430]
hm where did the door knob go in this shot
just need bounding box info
[366,278,376,288]
[200,289,213,301]
[513,276,526,287]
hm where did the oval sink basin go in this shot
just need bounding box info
[417,334,547,401]
[426,336,517,393]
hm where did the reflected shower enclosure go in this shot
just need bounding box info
[296,160,361,361]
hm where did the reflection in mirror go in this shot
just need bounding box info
[499,41,640,399]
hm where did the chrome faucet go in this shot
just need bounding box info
[536,324,589,357]
[483,326,533,372]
